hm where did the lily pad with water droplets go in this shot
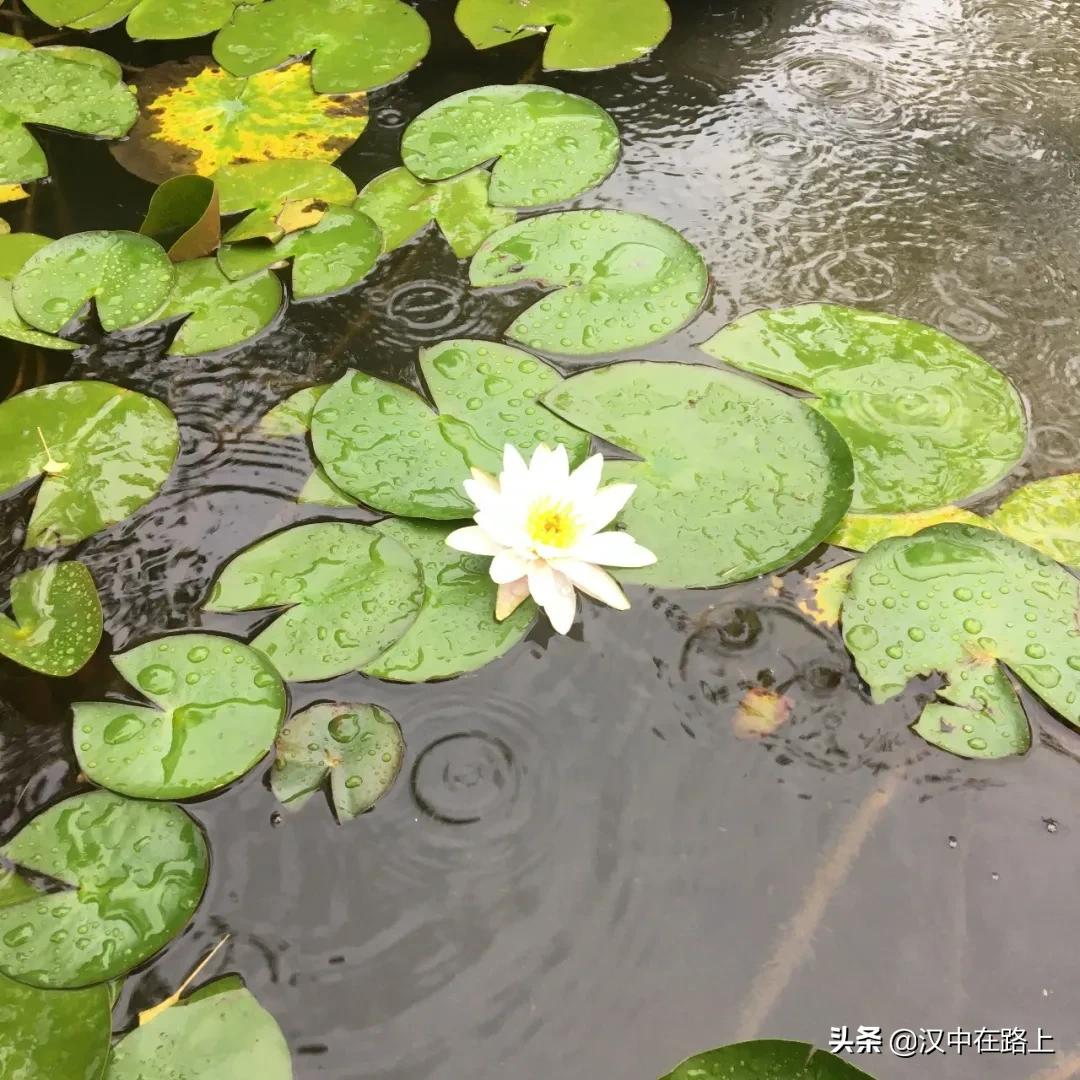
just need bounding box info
[311,339,590,519]
[363,519,535,682]
[470,210,708,355]
[841,524,1080,759]
[271,701,404,820]
[701,304,1027,515]
[22,0,248,34]
[542,361,854,588]
[0,791,208,988]
[0,380,179,549]
[0,231,76,351]
[139,175,220,262]
[74,633,286,800]
[401,85,619,209]
[12,231,175,334]
[0,562,101,676]
[827,505,988,552]
[204,522,424,682]
[212,0,430,93]
[660,1040,874,1080]
[989,473,1080,569]
[259,383,329,437]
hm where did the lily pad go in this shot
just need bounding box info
[0,971,111,1080]
[74,632,286,799]
[990,473,1080,569]
[841,524,1080,759]
[363,518,536,682]
[311,339,590,518]
[213,0,430,93]
[298,467,356,507]
[542,361,854,587]
[796,559,857,629]
[700,304,1027,514]
[471,210,708,355]
[0,44,137,185]
[356,166,515,258]
[153,258,283,356]
[259,383,329,437]
[827,505,988,551]
[111,57,368,185]
[401,85,619,208]
[107,977,291,1080]
[22,0,248,33]
[204,522,424,682]
[455,0,672,71]
[0,231,76,351]
[661,1040,874,1079]
[271,701,404,820]
[0,562,102,676]
[0,380,179,549]
[0,791,208,988]
[139,175,220,261]
[12,231,175,334]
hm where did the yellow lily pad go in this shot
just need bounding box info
[827,505,989,551]
[0,184,27,204]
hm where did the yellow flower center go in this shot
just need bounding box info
[526,501,578,549]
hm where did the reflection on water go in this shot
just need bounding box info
[3,0,1080,1077]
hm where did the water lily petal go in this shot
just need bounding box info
[475,508,528,549]
[570,530,657,567]
[552,558,629,610]
[529,442,570,491]
[568,452,604,500]
[582,483,637,532]
[529,563,576,634]
[500,443,529,490]
[445,525,504,556]
[495,577,531,621]
[464,475,503,513]
[491,550,531,584]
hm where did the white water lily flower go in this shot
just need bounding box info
[446,443,657,635]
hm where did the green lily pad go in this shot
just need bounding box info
[0,45,137,185]
[363,518,535,682]
[12,231,175,334]
[204,522,424,682]
[259,383,329,437]
[401,85,619,208]
[0,380,179,549]
[455,0,671,71]
[0,562,102,676]
[271,701,404,820]
[841,524,1080,759]
[139,175,220,262]
[0,791,208,988]
[470,210,708,355]
[311,339,590,518]
[827,506,989,552]
[0,971,111,1080]
[106,977,291,1080]
[298,467,356,507]
[153,258,283,356]
[22,0,249,33]
[0,231,76,351]
[990,473,1080,569]
[542,361,854,587]
[661,1040,874,1079]
[74,632,286,800]
[700,304,1027,514]
[218,206,381,299]
[213,0,430,93]
[356,166,515,258]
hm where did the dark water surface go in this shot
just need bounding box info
[2,1,1080,1077]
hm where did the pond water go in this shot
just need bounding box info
[2,0,1080,1077]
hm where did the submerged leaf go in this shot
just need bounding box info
[732,688,793,739]
[989,473,1080,569]
[0,231,76,351]
[470,210,708,355]
[661,1040,874,1079]
[827,505,988,551]
[139,175,220,261]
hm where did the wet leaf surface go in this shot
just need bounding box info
[795,560,856,629]
[542,361,854,587]
[0,232,76,351]
[660,1040,875,1079]
[470,210,708,354]
[23,0,249,33]
[0,562,102,676]
[401,84,618,208]
[702,304,1027,514]
[0,792,208,988]
[0,380,179,549]
[259,383,329,437]
[74,632,286,799]
[204,521,424,682]
[990,473,1080,568]
[311,339,590,518]
[271,701,404,820]
[139,175,220,262]
[827,505,988,551]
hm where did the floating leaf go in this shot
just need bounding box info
[0,380,179,549]
[0,562,102,676]
[455,0,671,71]
[259,383,328,437]
[990,473,1080,569]
[111,58,368,185]
[471,210,707,355]
[213,0,430,93]
[74,633,286,799]
[0,791,208,988]
[827,505,988,552]
[12,231,175,334]
[356,166,515,258]
[0,182,27,203]
[701,304,1027,514]
[363,518,535,682]
[298,467,356,507]
[401,85,618,208]
[0,45,137,184]
[542,361,854,587]
[22,0,249,33]
[841,524,1080,759]
[0,231,77,351]
[139,175,220,261]
[271,701,404,820]
[0,970,111,1080]
[795,560,856,629]
[311,339,590,518]
[660,1040,874,1079]
[732,688,793,739]
[153,257,283,356]
[205,522,424,682]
